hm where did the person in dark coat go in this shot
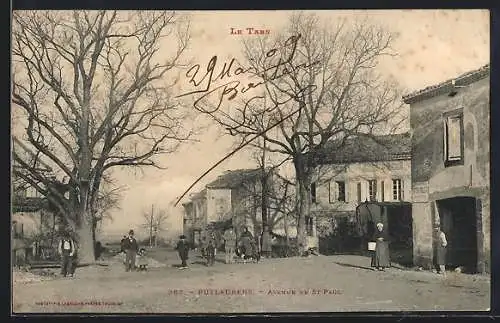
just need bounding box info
[206,239,216,266]
[434,226,448,277]
[373,222,390,271]
[200,236,207,258]
[239,227,254,259]
[120,235,127,253]
[261,225,272,258]
[176,235,190,269]
[123,230,139,272]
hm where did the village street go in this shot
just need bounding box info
[12,251,490,313]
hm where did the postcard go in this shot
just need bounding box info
[11,9,490,313]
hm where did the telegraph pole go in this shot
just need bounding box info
[150,204,154,247]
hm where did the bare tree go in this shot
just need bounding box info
[152,209,169,247]
[181,13,405,251]
[92,175,125,240]
[11,10,191,262]
[142,206,169,247]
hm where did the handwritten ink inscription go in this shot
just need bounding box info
[176,34,320,113]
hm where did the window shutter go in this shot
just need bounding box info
[443,118,448,162]
[401,180,404,200]
[328,180,335,203]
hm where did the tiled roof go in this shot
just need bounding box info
[182,189,207,206]
[191,189,207,200]
[316,133,412,165]
[402,64,490,104]
[206,168,264,189]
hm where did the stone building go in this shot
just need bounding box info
[311,134,412,255]
[182,168,273,246]
[181,189,207,247]
[403,64,490,273]
[12,137,57,266]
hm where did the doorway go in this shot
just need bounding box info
[386,203,413,266]
[436,197,478,273]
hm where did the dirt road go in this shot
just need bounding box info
[12,252,490,313]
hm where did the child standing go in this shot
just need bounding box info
[175,235,190,269]
[137,248,148,271]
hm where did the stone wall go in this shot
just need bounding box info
[409,75,490,272]
[206,188,232,223]
[313,160,412,212]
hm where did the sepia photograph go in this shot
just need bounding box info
[11,9,490,313]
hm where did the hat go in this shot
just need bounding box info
[129,230,134,235]
[376,223,384,228]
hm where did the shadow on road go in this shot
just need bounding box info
[333,262,374,271]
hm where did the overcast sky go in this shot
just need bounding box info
[73,10,489,240]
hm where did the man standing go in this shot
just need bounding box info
[223,227,237,264]
[58,231,76,278]
[124,230,139,272]
[175,235,190,269]
[435,226,448,277]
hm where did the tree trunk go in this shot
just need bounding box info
[294,157,312,253]
[76,218,95,264]
[284,211,289,257]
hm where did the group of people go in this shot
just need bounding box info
[57,222,448,277]
[369,222,448,276]
[174,225,273,269]
[221,226,273,264]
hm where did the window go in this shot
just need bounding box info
[443,110,464,166]
[336,181,346,202]
[381,181,385,202]
[393,179,402,200]
[15,188,27,198]
[12,221,24,239]
[310,182,317,204]
[368,180,377,202]
[329,181,346,203]
[357,183,362,202]
[305,216,313,236]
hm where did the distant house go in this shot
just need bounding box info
[403,64,490,273]
[12,137,57,266]
[182,189,207,247]
[182,168,274,245]
[310,133,413,254]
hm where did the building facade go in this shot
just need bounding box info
[403,64,490,273]
[182,168,272,246]
[12,137,56,266]
[181,189,207,246]
[311,134,412,253]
